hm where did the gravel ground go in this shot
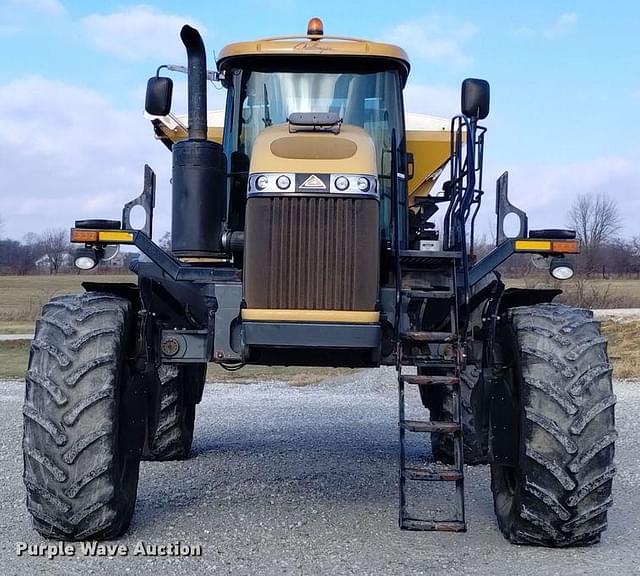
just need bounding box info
[0,370,638,575]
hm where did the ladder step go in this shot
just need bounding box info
[400,420,461,433]
[404,464,463,481]
[400,331,456,343]
[400,519,466,532]
[406,290,453,300]
[399,250,462,260]
[400,375,460,386]
[411,359,458,369]
[404,357,458,370]
[399,252,461,269]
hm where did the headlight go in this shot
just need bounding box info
[276,175,291,190]
[256,175,269,190]
[334,176,349,191]
[74,247,101,270]
[550,265,574,280]
[74,256,97,270]
[357,177,370,192]
[549,257,574,280]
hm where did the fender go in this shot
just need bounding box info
[472,285,561,463]
[498,287,561,313]
[82,281,140,306]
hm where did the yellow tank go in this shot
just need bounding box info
[147,110,453,203]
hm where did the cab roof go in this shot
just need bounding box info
[216,30,410,83]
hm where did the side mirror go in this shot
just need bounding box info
[145,76,173,116]
[461,78,490,120]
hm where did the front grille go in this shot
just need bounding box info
[244,195,379,310]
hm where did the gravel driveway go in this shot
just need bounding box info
[1,369,638,575]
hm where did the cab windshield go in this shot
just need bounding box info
[239,69,402,166]
[224,59,405,237]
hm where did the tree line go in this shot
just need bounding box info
[494,192,639,277]
[0,229,71,274]
[0,228,133,275]
[0,191,637,276]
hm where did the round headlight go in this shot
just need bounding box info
[256,175,269,190]
[276,175,291,190]
[74,255,97,271]
[357,177,370,192]
[335,176,349,191]
[550,265,574,280]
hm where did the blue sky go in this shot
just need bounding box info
[0,0,638,240]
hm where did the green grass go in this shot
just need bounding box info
[2,273,638,331]
[0,274,353,382]
[1,273,638,380]
[0,322,35,334]
[0,340,30,379]
[2,323,638,380]
[602,320,640,379]
[0,339,353,382]
[0,274,134,324]
[504,276,640,308]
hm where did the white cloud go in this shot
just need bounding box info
[82,5,206,62]
[0,76,172,240]
[544,12,578,38]
[383,15,476,66]
[497,155,639,238]
[512,13,578,40]
[403,83,459,118]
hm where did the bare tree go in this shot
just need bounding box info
[39,228,70,274]
[568,192,621,272]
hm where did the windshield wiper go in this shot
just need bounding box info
[262,84,272,128]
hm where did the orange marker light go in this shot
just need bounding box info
[307,17,324,36]
[551,240,580,254]
[70,229,98,243]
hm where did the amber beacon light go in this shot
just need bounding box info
[307,17,324,36]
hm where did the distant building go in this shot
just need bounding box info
[35,252,73,272]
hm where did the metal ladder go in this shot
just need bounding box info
[396,252,466,532]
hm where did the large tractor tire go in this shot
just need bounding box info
[142,363,205,461]
[427,364,487,465]
[491,303,616,547]
[23,293,141,540]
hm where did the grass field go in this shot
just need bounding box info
[0,339,352,383]
[1,322,637,380]
[0,274,638,380]
[0,274,134,324]
[601,320,640,379]
[1,273,639,331]
[505,276,640,308]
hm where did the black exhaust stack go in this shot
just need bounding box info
[171,25,226,258]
